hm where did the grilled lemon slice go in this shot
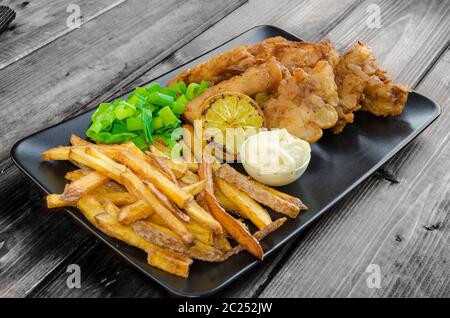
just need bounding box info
[201,92,265,154]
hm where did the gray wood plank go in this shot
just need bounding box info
[257,0,450,297]
[27,0,361,298]
[0,0,245,163]
[0,0,245,297]
[0,0,124,69]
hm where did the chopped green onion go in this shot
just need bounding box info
[146,82,162,93]
[104,132,137,144]
[186,83,200,100]
[160,87,177,97]
[151,117,163,130]
[172,101,185,115]
[147,92,174,107]
[141,109,153,143]
[132,136,148,150]
[126,117,143,131]
[158,106,179,126]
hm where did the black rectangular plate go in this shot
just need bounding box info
[11,25,441,297]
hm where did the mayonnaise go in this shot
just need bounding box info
[241,129,311,186]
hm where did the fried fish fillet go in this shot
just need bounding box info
[168,46,257,86]
[332,42,408,133]
[183,58,285,122]
[249,37,340,71]
[361,69,408,117]
[168,37,339,86]
[264,61,339,143]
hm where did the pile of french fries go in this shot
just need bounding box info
[42,132,307,278]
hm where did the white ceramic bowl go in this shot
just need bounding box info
[240,134,311,187]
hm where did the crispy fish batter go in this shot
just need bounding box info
[168,37,339,86]
[264,61,339,143]
[332,42,408,133]
[183,58,284,122]
[168,46,257,86]
[249,37,340,71]
[361,69,408,117]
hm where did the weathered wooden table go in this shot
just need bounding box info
[0,0,448,298]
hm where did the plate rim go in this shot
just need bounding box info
[9,24,442,297]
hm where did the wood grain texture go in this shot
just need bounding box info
[0,164,93,297]
[26,0,362,298]
[0,0,125,70]
[0,0,245,162]
[257,0,450,297]
[260,48,450,298]
[0,0,245,297]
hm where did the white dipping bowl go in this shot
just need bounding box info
[240,132,311,187]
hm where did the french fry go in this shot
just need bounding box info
[118,199,153,225]
[145,151,178,184]
[149,146,189,177]
[200,159,263,259]
[214,233,232,252]
[215,188,238,212]
[120,170,194,244]
[182,180,205,196]
[91,181,126,193]
[180,170,199,185]
[251,181,307,210]
[64,169,91,181]
[224,218,287,259]
[42,146,72,161]
[185,221,213,246]
[215,178,272,230]
[147,250,191,278]
[77,195,191,277]
[46,194,77,208]
[184,200,223,234]
[133,221,225,262]
[216,164,302,217]
[112,150,192,208]
[61,171,109,201]
[145,181,190,222]
[101,199,121,218]
[69,148,124,182]
[70,134,90,146]
[93,192,136,206]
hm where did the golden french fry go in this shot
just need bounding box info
[69,148,124,182]
[145,151,179,184]
[145,181,190,222]
[112,150,192,208]
[252,181,307,210]
[200,159,263,259]
[180,170,199,185]
[93,192,136,206]
[215,188,239,212]
[215,178,272,230]
[216,164,302,217]
[147,250,191,278]
[91,181,126,194]
[182,180,205,196]
[214,234,232,251]
[46,194,77,208]
[118,199,153,225]
[184,200,222,234]
[133,221,225,262]
[42,146,72,160]
[120,170,194,244]
[64,169,91,181]
[61,171,109,201]
[185,221,213,246]
[149,146,189,178]
[101,199,121,217]
[70,134,90,146]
